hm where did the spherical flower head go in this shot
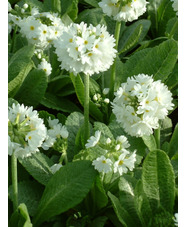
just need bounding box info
[85,130,101,148]
[112,74,174,137]
[38,59,52,76]
[99,0,148,22]
[92,156,113,173]
[8,103,47,158]
[54,22,117,76]
[113,150,136,175]
[171,0,178,15]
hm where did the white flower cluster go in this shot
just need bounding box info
[98,0,148,22]
[38,58,52,76]
[112,74,174,137]
[171,0,178,15]
[8,103,47,158]
[8,4,64,50]
[86,131,136,175]
[42,117,69,151]
[54,22,117,76]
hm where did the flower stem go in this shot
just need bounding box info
[84,73,90,145]
[154,126,160,149]
[109,21,121,101]
[11,153,18,211]
[11,25,18,53]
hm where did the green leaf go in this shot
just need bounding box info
[119,176,142,227]
[76,8,106,26]
[33,161,97,226]
[134,180,153,227]
[142,149,175,214]
[70,73,104,121]
[43,0,61,13]
[90,216,108,227]
[108,191,136,227]
[160,117,173,145]
[40,92,81,113]
[165,17,178,40]
[120,39,178,82]
[9,180,44,216]
[18,152,54,186]
[83,0,99,7]
[61,0,78,20]
[94,122,114,140]
[15,69,47,107]
[8,45,35,82]
[8,62,34,97]
[9,203,32,227]
[119,19,151,54]
[38,110,56,127]
[168,124,178,159]
[65,112,85,161]
[142,135,157,151]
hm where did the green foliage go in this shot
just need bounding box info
[33,161,97,226]
[15,69,48,107]
[142,149,175,214]
[9,203,32,227]
[18,152,54,186]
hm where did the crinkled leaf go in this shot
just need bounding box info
[168,124,178,159]
[33,161,97,226]
[142,149,175,213]
[18,152,54,186]
[142,135,157,151]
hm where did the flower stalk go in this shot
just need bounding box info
[109,21,121,101]
[84,73,90,145]
[11,153,18,211]
[154,126,161,149]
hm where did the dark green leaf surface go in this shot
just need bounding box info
[33,161,97,226]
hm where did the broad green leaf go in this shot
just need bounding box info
[43,0,61,13]
[18,152,54,186]
[15,69,47,107]
[89,78,101,97]
[76,8,106,26]
[65,112,85,161]
[119,176,142,227]
[90,216,108,227]
[108,191,136,227]
[119,19,151,54]
[165,63,178,91]
[8,62,34,97]
[8,45,35,82]
[134,180,153,227]
[33,161,97,226]
[142,149,175,214]
[40,92,81,113]
[9,203,32,227]
[14,34,28,53]
[165,17,178,40]
[70,73,104,121]
[9,180,44,216]
[168,124,178,159]
[120,39,178,82]
[160,117,173,145]
[142,135,157,151]
[61,0,78,20]
[19,0,44,11]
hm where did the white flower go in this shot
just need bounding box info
[8,103,47,158]
[116,135,130,153]
[171,0,178,15]
[23,3,29,9]
[42,117,69,150]
[173,213,178,226]
[92,156,113,173]
[104,98,110,104]
[85,131,101,148]
[99,0,148,22]
[106,138,111,144]
[114,151,136,175]
[50,163,63,174]
[112,74,174,137]
[54,22,117,76]
[103,88,110,95]
[38,59,52,76]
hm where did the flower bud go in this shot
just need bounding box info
[103,88,110,95]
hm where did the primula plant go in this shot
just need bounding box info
[8,0,178,226]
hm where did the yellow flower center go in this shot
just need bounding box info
[69,38,73,43]
[88,53,93,57]
[44,69,47,72]
[95,44,99,48]
[55,31,58,35]
[102,160,106,164]
[28,136,32,140]
[75,47,78,51]
[30,26,35,31]
[119,160,124,165]
[43,30,47,34]
[84,40,88,45]
[146,100,149,104]
[33,38,37,40]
